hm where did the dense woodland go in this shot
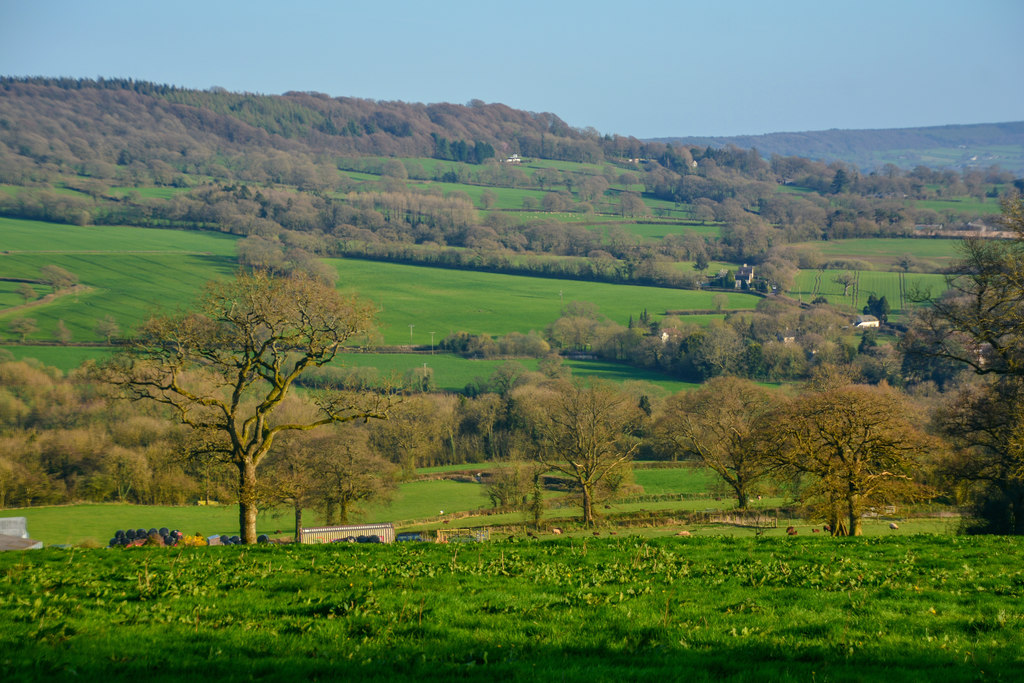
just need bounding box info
[2,77,1020,277]
[1,78,1023,536]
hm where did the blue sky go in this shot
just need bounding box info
[2,0,1022,138]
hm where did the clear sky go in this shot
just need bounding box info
[2,0,1022,139]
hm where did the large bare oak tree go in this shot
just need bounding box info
[655,375,773,509]
[100,271,389,543]
[758,383,934,536]
[532,380,642,526]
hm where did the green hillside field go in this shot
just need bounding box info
[790,237,963,270]
[792,270,948,314]
[329,258,761,345]
[1,217,761,348]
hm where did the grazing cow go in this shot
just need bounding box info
[675,530,692,537]
[889,522,899,530]
[551,528,563,535]
[812,529,820,533]
[786,526,798,536]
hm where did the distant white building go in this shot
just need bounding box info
[854,315,880,328]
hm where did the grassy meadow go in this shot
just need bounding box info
[0,218,240,341]
[791,270,948,314]
[1,537,1021,681]
[329,258,761,345]
[791,236,964,270]
[0,345,115,371]
[2,217,760,351]
[329,352,699,393]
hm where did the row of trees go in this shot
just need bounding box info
[656,375,935,536]
[654,196,1024,534]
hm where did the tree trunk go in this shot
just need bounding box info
[325,498,338,526]
[735,486,749,510]
[293,501,302,544]
[1012,492,1024,535]
[237,458,259,544]
[338,499,350,524]
[848,496,863,537]
[827,510,841,536]
[581,484,594,526]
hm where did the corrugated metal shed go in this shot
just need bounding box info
[0,517,29,538]
[0,516,43,551]
[300,523,395,544]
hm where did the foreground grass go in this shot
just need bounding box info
[1,537,1021,681]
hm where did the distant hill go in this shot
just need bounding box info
[650,122,1024,176]
[0,76,610,168]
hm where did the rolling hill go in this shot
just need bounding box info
[651,121,1024,175]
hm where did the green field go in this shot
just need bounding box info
[107,186,192,200]
[792,269,948,313]
[0,281,47,309]
[0,344,115,370]
[2,218,760,348]
[624,220,721,240]
[0,479,489,545]
[0,345,699,393]
[790,237,963,270]
[632,467,719,495]
[330,258,762,345]
[0,217,239,255]
[3,460,948,547]
[912,196,1003,216]
[329,353,698,393]
[1,537,1020,681]
[0,252,238,341]
[0,218,241,341]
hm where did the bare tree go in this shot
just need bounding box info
[655,376,773,509]
[16,283,36,304]
[8,317,37,342]
[98,271,390,543]
[533,380,642,526]
[54,319,72,344]
[904,196,1024,533]
[904,196,1024,378]
[757,383,934,536]
[39,265,77,292]
[95,315,120,344]
[833,272,856,297]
